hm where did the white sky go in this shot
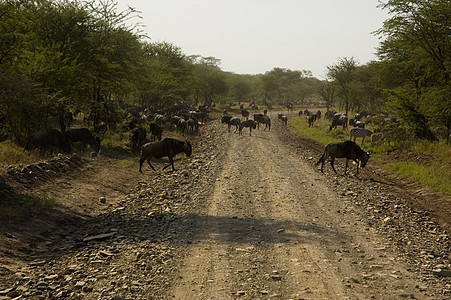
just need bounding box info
[116,0,389,79]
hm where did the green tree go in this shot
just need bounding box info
[375,0,451,140]
[327,57,358,115]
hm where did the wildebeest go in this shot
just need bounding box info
[349,118,365,128]
[139,138,192,172]
[239,120,258,136]
[349,128,373,145]
[241,109,250,120]
[316,140,370,175]
[186,118,199,134]
[25,129,71,154]
[149,123,163,142]
[278,113,288,125]
[65,128,100,153]
[253,114,271,131]
[329,113,348,130]
[221,115,238,132]
[307,114,317,127]
[131,127,147,152]
[177,118,187,135]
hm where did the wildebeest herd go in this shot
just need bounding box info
[23,104,375,176]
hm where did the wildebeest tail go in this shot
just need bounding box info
[316,152,326,165]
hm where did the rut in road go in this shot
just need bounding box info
[172,119,429,299]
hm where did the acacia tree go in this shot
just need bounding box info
[326,57,358,116]
[318,80,335,111]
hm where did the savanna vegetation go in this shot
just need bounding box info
[0,0,450,193]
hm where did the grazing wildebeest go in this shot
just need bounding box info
[65,128,100,152]
[25,129,71,154]
[239,120,258,136]
[131,127,147,152]
[278,113,288,125]
[298,110,303,116]
[349,128,373,145]
[139,138,192,172]
[316,141,370,175]
[149,123,163,142]
[253,114,271,131]
[263,109,268,115]
[241,109,250,120]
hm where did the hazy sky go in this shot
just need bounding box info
[116,0,389,78]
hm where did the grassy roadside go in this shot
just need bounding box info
[290,115,451,196]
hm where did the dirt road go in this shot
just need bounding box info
[0,112,449,299]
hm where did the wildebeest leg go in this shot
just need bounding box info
[162,156,175,170]
[146,160,156,171]
[249,127,252,136]
[344,158,349,175]
[330,157,338,174]
[355,159,360,175]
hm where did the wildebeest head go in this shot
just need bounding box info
[359,151,371,168]
[185,141,192,157]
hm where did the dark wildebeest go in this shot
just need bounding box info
[263,109,268,115]
[241,109,250,120]
[139,138,192,172]
[307,114,317,127]
[25,129,71,154]
[228,117,241,132]
[149,123,163,142]
[65,128,100,152]
[131,127,147,152]
[278,113,288,125]
[187,118,199,133]
[177,118,187,135]
[239,120,258,136]
[316,141,370,175]
[222,115,239,132]
[253,114,271,131]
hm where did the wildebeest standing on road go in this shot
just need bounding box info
[239,120,258,136]
[139,138,192,172]
[316,140,370,175]
[25,129,71,154]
